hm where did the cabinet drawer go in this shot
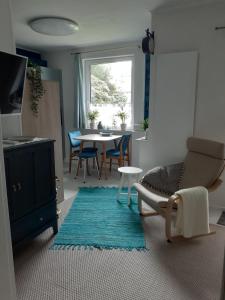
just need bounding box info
[11,202,57,244]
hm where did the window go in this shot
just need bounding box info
[84,57,134,129]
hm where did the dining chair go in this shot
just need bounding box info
[101,134,131,174]
[76,149,100,183]
[68,130,97,173]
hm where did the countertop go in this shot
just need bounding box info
[3,137,54,151]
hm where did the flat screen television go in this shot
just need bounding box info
[0,51,27,114]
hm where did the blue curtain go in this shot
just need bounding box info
[74,54,86,128]
[144,54,151,119]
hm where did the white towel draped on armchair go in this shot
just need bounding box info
[175,186,210,238]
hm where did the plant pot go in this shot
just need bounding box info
[120,123,127,131]
[145,128,150,140]
[90,122,95,129]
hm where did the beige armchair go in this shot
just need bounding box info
[134,137,225,242]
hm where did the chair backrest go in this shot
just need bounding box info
[68,130,81,148]
[117,134,131,155]
[180,137,225,189]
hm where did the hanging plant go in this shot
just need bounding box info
[26,60,45,116]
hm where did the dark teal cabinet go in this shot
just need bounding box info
[4,140,58,248]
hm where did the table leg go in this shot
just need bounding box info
[75,158,81,178]
[80,141,84,169]
[83,159,86,183]
[128,174,131,206]
[117,173,125,202]
[87,159,91,176]
[80,141,83,151]
[93,142,96,168]
[101,142,107,179]
[95,157,100,179]
[134,173,142,202]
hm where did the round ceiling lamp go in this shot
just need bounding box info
[29,17,79,36]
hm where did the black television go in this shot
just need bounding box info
[0,51,27,114]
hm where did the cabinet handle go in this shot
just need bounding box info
[12,184,17,192]
[55,177,61,193]
[17,182,22,191]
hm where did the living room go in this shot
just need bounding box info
[0,0,225,300]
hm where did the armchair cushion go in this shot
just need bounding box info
[187,136,224,159]
[140,162,184,196]
[180,137,225,189]
[180,153,224,189]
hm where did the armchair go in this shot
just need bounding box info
[134,137,225,242]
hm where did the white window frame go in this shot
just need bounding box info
[83,55,135,129]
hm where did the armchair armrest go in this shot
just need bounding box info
[159,194,180,209]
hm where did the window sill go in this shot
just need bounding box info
[83,128,136,134]
[136,137,149,142]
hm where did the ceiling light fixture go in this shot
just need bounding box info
[29,17,79,36]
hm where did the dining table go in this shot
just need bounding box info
[74,133,122,179]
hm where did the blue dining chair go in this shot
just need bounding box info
[100,134,131,174]
[76,149,100,183]
[68,130,97,173]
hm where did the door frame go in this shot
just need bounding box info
[0,119,17,300]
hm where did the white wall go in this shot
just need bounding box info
[42,43,145,162]
[0,0,17,299]
[149,3,225,207]
[1,114,22,138]
[147,52,197,166]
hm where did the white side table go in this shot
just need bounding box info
[117,166,143,206]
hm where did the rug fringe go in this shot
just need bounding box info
[79,186,136,190]
[50,244,147,252]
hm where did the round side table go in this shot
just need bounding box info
[117,166,143,206]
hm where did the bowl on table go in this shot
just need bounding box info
[99,131,113,137]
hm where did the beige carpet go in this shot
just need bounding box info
[14,196,225,300]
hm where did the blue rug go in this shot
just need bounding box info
[51,187,146,251]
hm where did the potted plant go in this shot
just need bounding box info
[141,118,149,140]
[26,60,45,116]
[87,110,99,129]
[117,111,128,131]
